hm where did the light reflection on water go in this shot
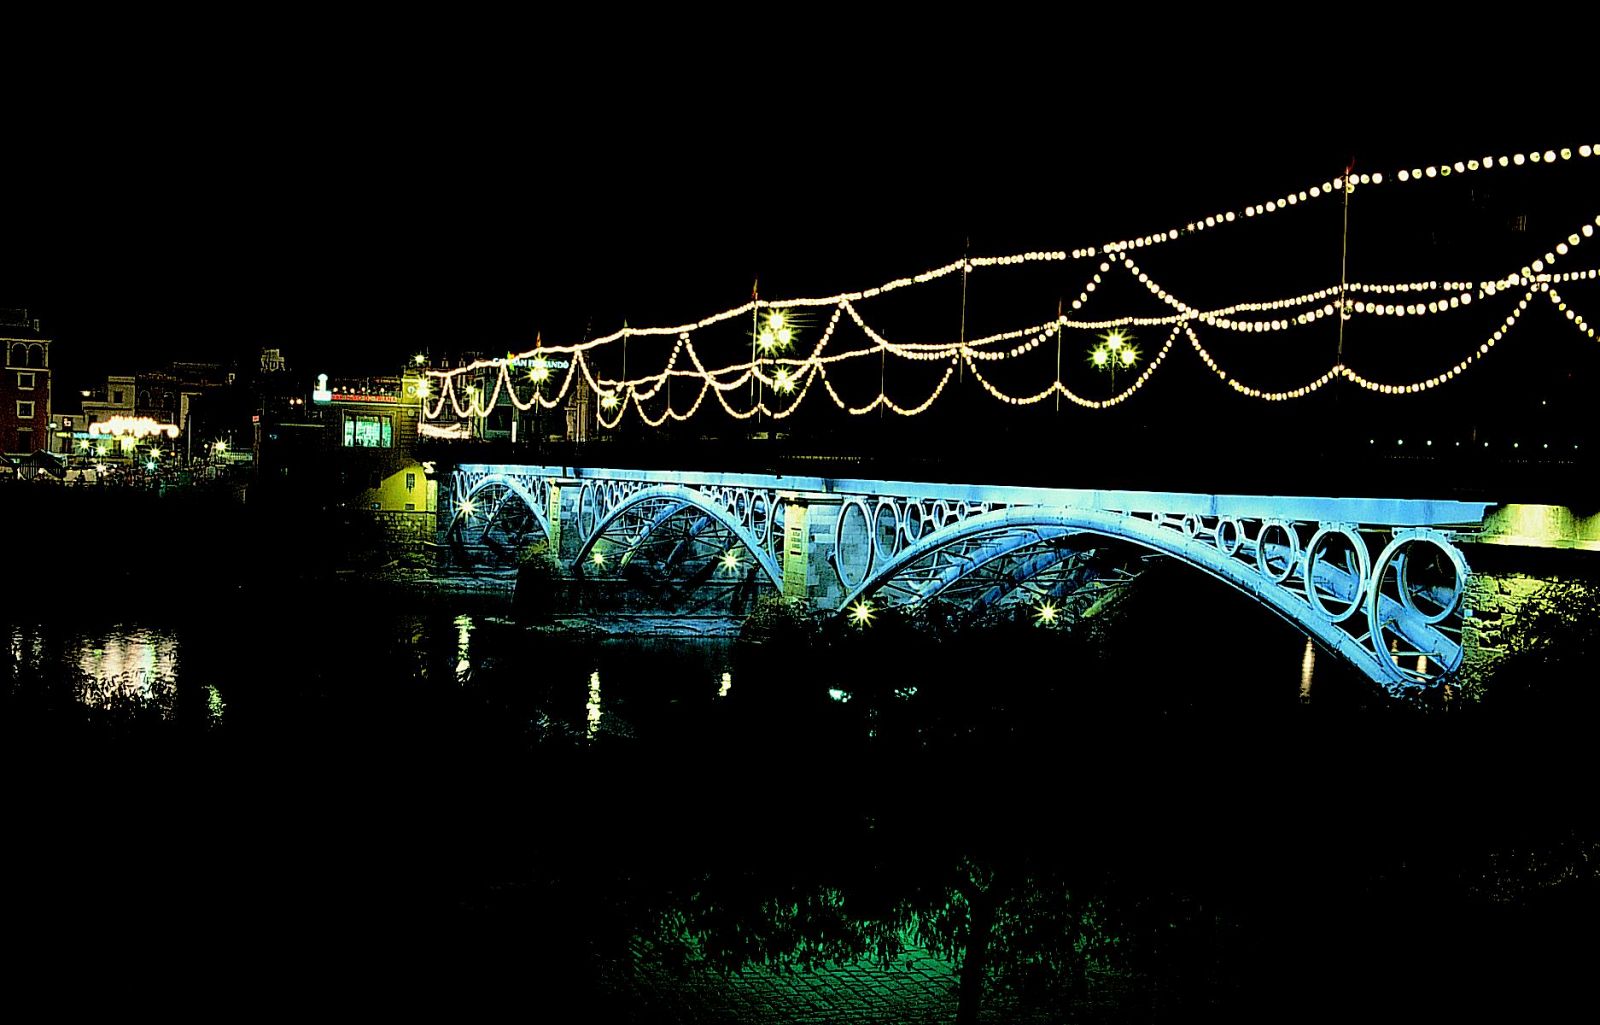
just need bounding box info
[455,614,474,683]
[587,669,603,739]
[76,627,181,715]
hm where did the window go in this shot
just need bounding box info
[113,390,124,404]
[16,400,35,419]
[342,413,393,448]
[406,472,416,492]
[17,372,34,390]
[16,428,32,449]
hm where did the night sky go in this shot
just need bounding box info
[3,30,1591,399]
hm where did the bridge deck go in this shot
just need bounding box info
[458,462,1494,529]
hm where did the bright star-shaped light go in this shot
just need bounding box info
[768,311,786,331]
[591,549,607,566]
[413,353,426,365]
[848,600,876,628]
[1090,330,1138,373]
[528,358,550,383]
[600,392,619,410]
[459,498,477,519]
[720,549,741,573]
[1034,601,1059,627]
[758,329,778,352]
[416,379,430,397]
[773,368,796,394]
[776,327,793,346]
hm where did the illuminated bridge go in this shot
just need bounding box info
[421,146,1598,694]
[434,462,1597,694]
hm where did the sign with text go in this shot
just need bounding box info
[547,484,562,554]
[782,502,808,599]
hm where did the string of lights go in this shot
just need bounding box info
[419,164,1598,423]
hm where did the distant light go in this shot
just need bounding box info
[773,368,796,394]
[848,599,875,628]
[591,549,606,566]
[1034,601,1059,627]
[600,392,619,410]
[528,358,550,383]
[720,549,741,573]
[718,671,732,698]
[768,312,786,331]
[459,497,477,517]
[827,688,851,702]
[413,353,426,365]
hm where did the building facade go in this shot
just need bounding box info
[1,311,51,456]
[256,371,437,551]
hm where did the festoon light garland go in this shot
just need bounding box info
[423,145,1598,425]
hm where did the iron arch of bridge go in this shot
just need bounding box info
[839,506,1465,693]
[574,484,784,591]
[447,472,554,545]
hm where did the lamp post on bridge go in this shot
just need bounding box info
[754,309,796,429]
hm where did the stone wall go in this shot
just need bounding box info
[1459,569,1557,698]
[373,508,438,554]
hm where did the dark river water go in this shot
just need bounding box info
[4,573,1595,1022]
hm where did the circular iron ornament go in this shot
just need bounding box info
[833,498,875,590]
[1364,530,1470,679]
[903,502,924,543]
[734,491,749,527]
[1394,533,1469,626]
[873,499,901,563]
[577,484,598,539]
[750,492,771,545]
[1255,520,1300,583]
[1180,513,1202,538]
[1215,517,1243,557]
[930,501,950,532]
[1301,525,1371,624]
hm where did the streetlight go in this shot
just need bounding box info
[1089,329,1139,393]
[754,310,796,417]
